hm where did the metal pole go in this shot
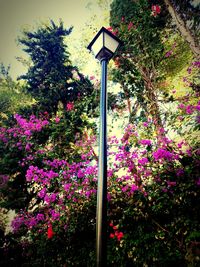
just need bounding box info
[96,58,108,267]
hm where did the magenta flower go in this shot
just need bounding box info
[143,122,148,127]
[36,213,45,222]
[138,157,149,165]
[166,181,176,187]
[128,22,133,31]
[55,117,60,123]
[38,188,46,198]
[165,50,172,58]
[130,184,138,192]
[140,139,151,146]
[153,148,174,161]
[66,102,74,111]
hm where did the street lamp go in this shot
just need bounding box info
[87,27,122,267]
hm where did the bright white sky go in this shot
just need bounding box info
[0,0,110,79]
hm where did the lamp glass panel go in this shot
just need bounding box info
[91,32,103,57]
[104,32,119,53]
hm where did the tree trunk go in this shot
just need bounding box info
[164,0,200,59]
[140,66,166,140]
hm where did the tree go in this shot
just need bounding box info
[18,20,95,117]
[0,64,33,124]
[18,20,98,154]
[110,0,168,137]
[163,0,200,59]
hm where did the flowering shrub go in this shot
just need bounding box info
[0,109,199,266]
[0,3,199,266]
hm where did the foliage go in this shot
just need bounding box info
[0,4,200,267]
[109,0,198,135]
[109,0,170,129]
[18,20,96,118]
[0,64,34,123]
[0,97,200,266]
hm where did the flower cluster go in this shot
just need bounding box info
[66,102,74,111]
[106,27,118,36]
[47,223,55,239]
[109,223,124,241]
[151,5,161,17]
[1,113,198,261]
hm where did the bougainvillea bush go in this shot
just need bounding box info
[0,98,199,266]
[0,1,200,266]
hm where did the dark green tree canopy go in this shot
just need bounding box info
[18,20,94,115]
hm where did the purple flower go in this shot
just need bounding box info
[187,67,192,74]
[166,181,176,187]
[195,104,200,111]
[153,148,174,161]
[24,130,31,136]
[50,193,57,202]
[176,168,184,177]
[165,50,172,57]
[11,215,24,232]
[77,169,84,178]
[26,217,37,228]
[0,175,9,188]
[64,183,71,191]
[25,143,31,151]
[140,139,151,146]
[38,187,46,198]
[143,122,148,127]
[138,157,149,165]
[36,213,45,221]
[50,209,60,221]
[185,105,194,114]
[192,61,200,68]
[130,184,138,192]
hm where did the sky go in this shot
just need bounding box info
[0,0,108,79]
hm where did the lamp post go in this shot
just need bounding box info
[87,27,122,267]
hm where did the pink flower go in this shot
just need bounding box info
[66,102,74,111]
[143,122,148,127]
[55,117,60,123]
[176,168,184,177]
[138,157,149,165]
[192,61,200,68]
[185,105,194,114]
[130,184,138,192]
[140,139,151,146]
[38,188,46,198]
[128,22,133,31]
[167,181,176,187]
[187,67,192,74]
[106,27,118,36]
[50,209,60,221]
[64,183,71,191]
[25,143,31,151]
[36,213,45,221]
[153,148,174,161]
[152,5,161,16]
[165,50,172,58]
[116,231,124,241]
[110,233,115,238]
[195,104,200,111]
